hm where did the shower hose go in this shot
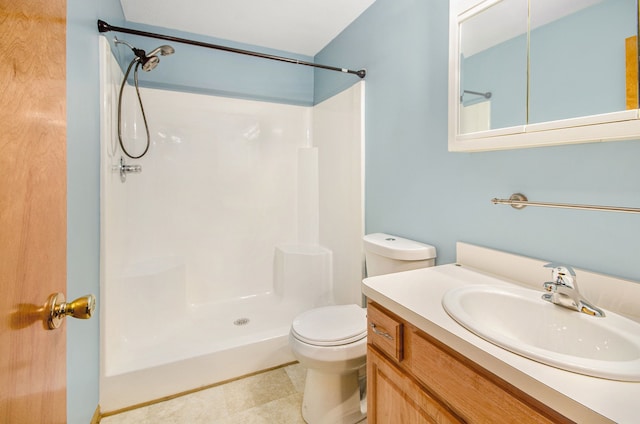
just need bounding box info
[117,58,151,159]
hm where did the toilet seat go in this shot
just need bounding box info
[291,304,367,346]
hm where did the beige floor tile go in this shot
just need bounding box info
[100,364,307,423]
[220,392,305,424]
[100,407,148,424]
[222,368,297,414]
[284,363,306,393]
[145,385,230,423]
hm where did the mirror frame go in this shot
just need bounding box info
[448,0,640,152]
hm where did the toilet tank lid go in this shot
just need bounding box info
[363,233,436,261]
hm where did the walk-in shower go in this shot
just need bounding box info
[98,36,365,412]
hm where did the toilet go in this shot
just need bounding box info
[289,233,437,424]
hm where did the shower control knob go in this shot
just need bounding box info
[118,157,142,182]
[45,293,96,330]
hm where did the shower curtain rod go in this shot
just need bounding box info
[97,20,366,78]
[460,89,492,102]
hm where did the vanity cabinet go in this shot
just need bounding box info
[366,301,572,424]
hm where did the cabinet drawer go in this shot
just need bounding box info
[367,302,403,362]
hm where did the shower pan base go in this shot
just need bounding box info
[100,293,305,413]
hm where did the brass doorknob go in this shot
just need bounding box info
[45,293,96,330]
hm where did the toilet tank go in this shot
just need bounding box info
[363,233,436,277]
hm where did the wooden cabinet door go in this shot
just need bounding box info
[0,0,68,423]
[407,329,571,424]
[367,346,461,424]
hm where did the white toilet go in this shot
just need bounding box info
[289,233,437,424]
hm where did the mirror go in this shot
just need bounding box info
[529,0,637,123]
[449,0,640,151]
[459,0,528,134]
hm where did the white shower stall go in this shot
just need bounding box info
[98,37,365,411]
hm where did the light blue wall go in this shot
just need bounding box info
[315,0,640,283]
[67,1,123,423]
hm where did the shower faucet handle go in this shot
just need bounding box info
[117,156,142,182]
[122,163,142,173]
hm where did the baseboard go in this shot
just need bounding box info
[91,405,101,424]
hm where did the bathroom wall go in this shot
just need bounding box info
[315,0,640,283]
[67,1,124,422]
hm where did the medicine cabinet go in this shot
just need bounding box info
[448,0,640,151]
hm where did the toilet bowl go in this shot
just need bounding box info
[289,233,437,424]
[289,304,367,424]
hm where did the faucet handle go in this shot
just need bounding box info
[543,263,576,288]
[544,262,576,276]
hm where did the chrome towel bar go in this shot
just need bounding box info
[491,193,640,214]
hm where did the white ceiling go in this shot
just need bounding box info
[119,0,376,56]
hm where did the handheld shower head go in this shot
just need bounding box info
[147,45,175,57]
[140,55,160,72]
[140,45,174,71]
[114,37,175,72]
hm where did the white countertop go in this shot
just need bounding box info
[362,264,640,424]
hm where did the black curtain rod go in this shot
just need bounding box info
[97,20,366,79]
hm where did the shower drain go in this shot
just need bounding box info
[234,317,250,326]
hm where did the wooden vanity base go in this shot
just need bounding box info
[366,301,574,424]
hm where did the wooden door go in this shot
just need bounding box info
[0,0,67,423]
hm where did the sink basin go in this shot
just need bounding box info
[442,284,640,381]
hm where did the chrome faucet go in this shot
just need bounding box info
[117,156,142,182]
[542,263,605,317]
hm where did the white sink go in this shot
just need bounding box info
[442,284,640,381]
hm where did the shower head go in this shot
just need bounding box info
[114,37,174,72]
[140,55,160,72]
[147,45,175,57]
[140,45,174,72]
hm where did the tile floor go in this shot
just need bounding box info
[100,363,307,424]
